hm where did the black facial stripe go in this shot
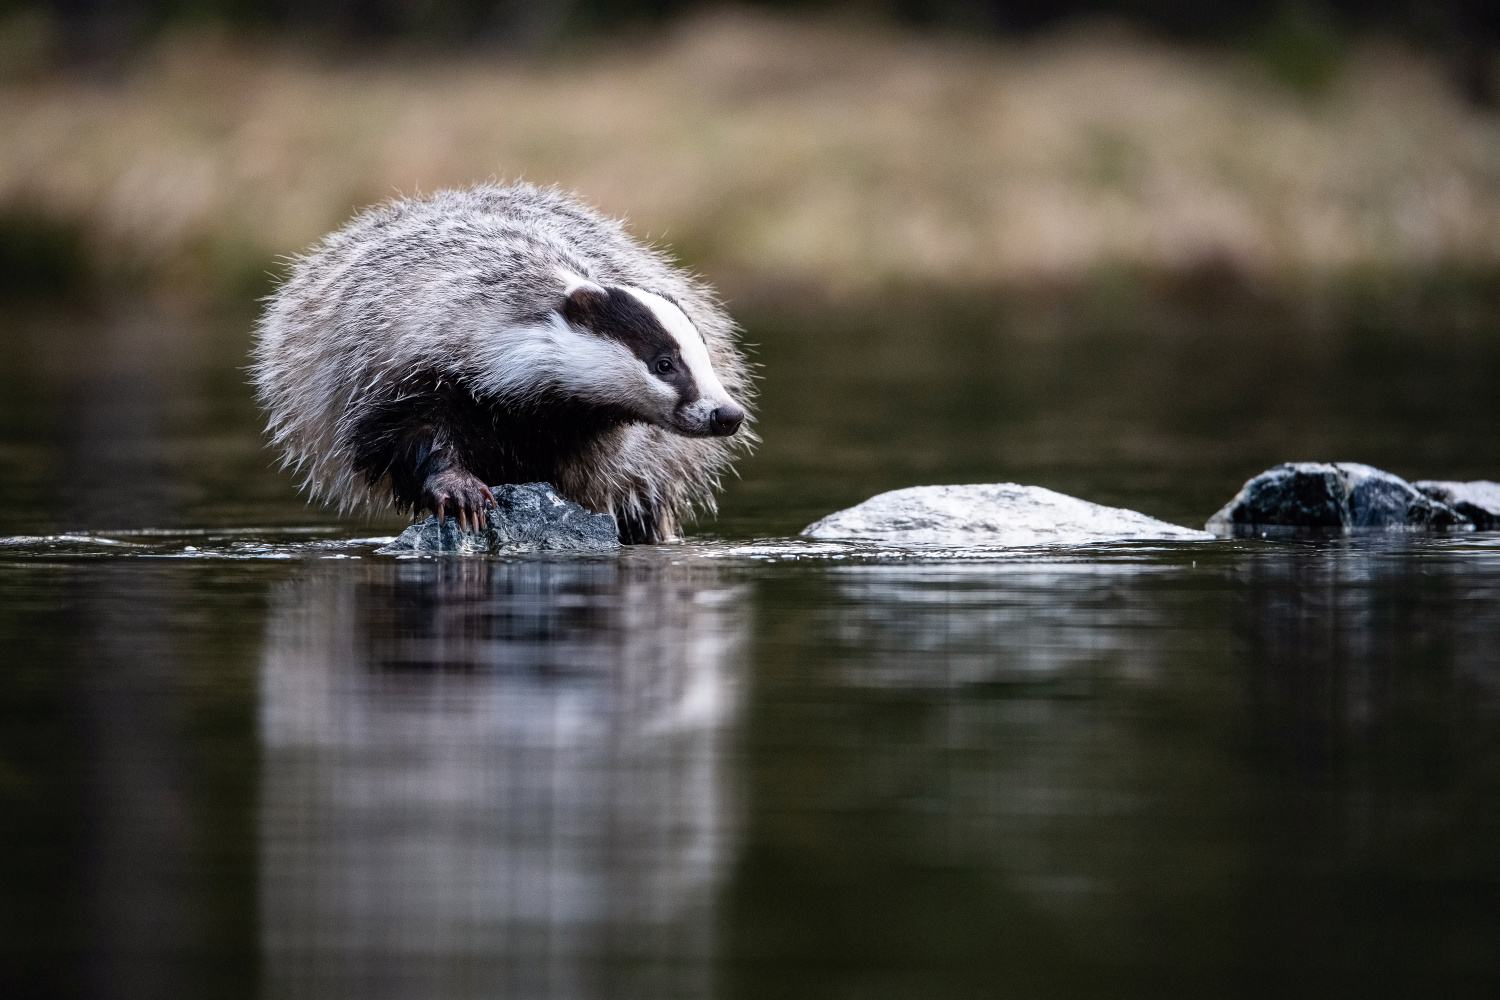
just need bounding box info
[561,285,700,406]
[562,285,674,359]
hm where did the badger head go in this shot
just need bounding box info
[528,276,745,438]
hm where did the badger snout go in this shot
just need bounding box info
[669,398,745,438]
[708,404,744,437]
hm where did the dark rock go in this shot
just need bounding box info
[377,483,619,555]
[1341,464,1468,528]
[1413,480,1500,531]
[1207,463,1472,535]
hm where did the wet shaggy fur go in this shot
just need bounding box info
[251,183,755,543]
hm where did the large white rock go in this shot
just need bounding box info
[802,483,1212,547]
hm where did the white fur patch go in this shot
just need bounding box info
[474,313,674,415]
[556,267,606,298]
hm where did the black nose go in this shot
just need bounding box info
[708,405,744,437]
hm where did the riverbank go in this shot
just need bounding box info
[2,9,1499,310]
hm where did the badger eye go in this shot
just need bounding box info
[655,358,674,375]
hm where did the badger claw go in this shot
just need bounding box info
[422,468,493,532]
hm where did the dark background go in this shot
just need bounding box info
[17,1,1500,41]
[15,1,1500,81]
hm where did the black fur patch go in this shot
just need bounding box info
[348,371,672,541]
[614,503,664,546]
[561,285,699,405]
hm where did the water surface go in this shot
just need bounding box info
[2,303,1498,998]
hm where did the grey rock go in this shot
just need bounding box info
[804,483,1212,547]
[378,483,620,555]
[1413,480,1500,531]
[1207,463,1472,535]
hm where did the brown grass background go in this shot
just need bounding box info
[3,8,1499,305]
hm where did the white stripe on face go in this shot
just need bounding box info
[475,313,674,413]
[622,288,733,407]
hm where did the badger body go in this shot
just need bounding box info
[252,184,753,543]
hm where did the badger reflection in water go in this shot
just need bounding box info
[258,558,748,1000]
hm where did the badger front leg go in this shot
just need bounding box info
[421,465,495,532]
[352,411,494,531]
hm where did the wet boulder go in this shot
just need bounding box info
[1413,480,1500,531]
[1206,463,1471,535]
[378,482,619,555]
[803,483,1212,547]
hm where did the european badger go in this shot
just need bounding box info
[252,184,753,543]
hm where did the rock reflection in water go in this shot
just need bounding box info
[828,562,1176,688]
[259,558,748,1000]
[817,562,1210,965]
[1238,540,1500,719]
[782,547,1500,983]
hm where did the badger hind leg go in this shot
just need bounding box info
[614,502,676,545]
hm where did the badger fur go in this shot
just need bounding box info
[252,183,754,544]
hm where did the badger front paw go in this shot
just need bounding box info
[421,468,496,532]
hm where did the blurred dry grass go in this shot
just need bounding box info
[2,8,1499,306]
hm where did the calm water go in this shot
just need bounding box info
[2,302,1499,998]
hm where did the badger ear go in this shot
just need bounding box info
[560,283,608,329]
